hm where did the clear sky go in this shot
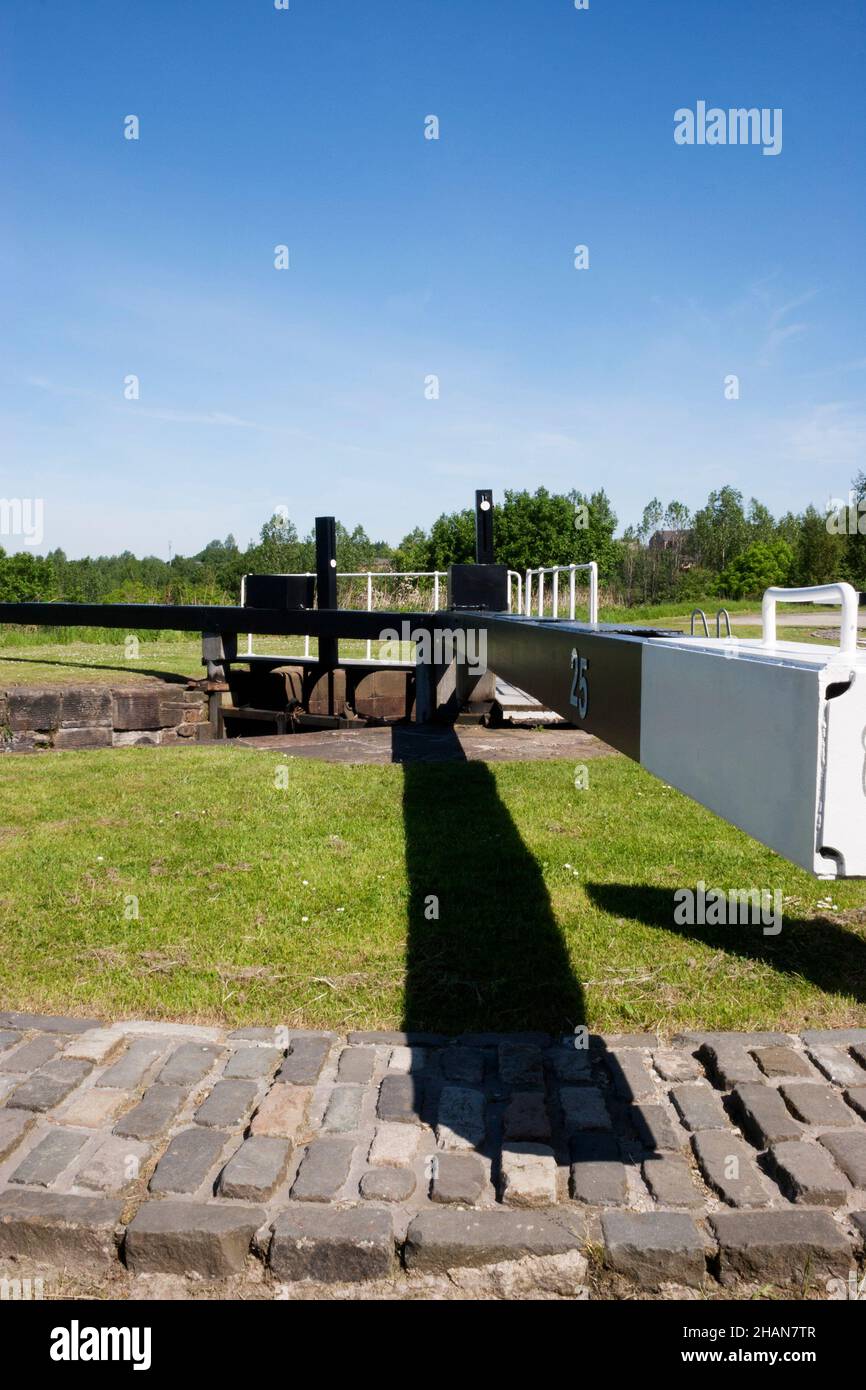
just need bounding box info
[2,0,864,558]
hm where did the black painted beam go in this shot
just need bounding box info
[0,602,437,640]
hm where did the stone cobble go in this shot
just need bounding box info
[1,1016,865,1292]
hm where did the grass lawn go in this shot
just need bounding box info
[1,745,864,1036]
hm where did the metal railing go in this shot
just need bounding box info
[241,571,448,661]
[240,560,597,663]
[524,562,599,624]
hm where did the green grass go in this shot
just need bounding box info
[1,746,864,1036]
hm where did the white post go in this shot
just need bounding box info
[569,565,576,620]
[588,561,598,624]
[366,571,373,660]
[552,569,559,619]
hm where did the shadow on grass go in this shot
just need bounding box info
[0,657,188,685]
[586,881,866,1006]
[396,725,585,1035]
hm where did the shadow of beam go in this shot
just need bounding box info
[586,881,866,1005]
[395,725,585,1035]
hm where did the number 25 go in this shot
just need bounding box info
[569,648,589,719]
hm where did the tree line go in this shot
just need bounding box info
[0,478,860,608]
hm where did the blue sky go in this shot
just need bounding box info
[1,0,864,558]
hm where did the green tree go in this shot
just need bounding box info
[719,539,793,599]
[692,486,750,572]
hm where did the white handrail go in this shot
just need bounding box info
[523,561,598,623]
[762,582,859,654]
[507,570,523,613]
[242,569,448,659]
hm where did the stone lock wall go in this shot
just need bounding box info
[0,684,212,752]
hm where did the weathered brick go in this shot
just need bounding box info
[223,1046,282,1080]
[801,1029,866,1046]
[124,1199,264,1276]
[10,1129,89,1186]
[8,1058,92,1112]
[498,1043,544,1089]
[97,1038,166,1090]
[594,1033,658,1051]
[387,1046,427,1074]
[730,1082,804,1147]
[62,1028,124,1064]
[818,1130,866,1188]
[348,1030,446,1046]
[149,1127,231,1194]
[276,1035,333,1085]
[653,1050,700,1084]
[0,1109,34,1161]
[430,1153,486,1205]
[368,1123,419,1167]
[60,686,112,727]
[642,1155,704,1208]
[499,1143,558,1208]
[216,1135,291,1200]
[691,1130,773,1207]
[158,1042,225,1087]
[114,1084,186,1139]
[54,726,113,749]
[194,1079,258,1129]
[6,687,61,732]
[0,1034,60,1073]
[780,1081,858,1128]
[404,1209,584,1272]
[377,1073,424,1125]
[0,1011,100,1035]
[711,1209,852,1287]
[560,1086,612,1134]
[606,1050,657,1102]
[58,1087,129,1128]
[0,1190,123,1271]
[503,1091,552,1141]
[441,1047,485,1085]
[698,1041,763,1089]
[630,1103,683,1151]
[768,1140,849,1206]
[569,1133,628,1206]
[846,1087,866,1121]
[547,1045,592,1083]
[250,1084,311,1140]
[336,1046,376,1083]
[752,1046,815,1079]
[359,1166,416,1202]
[670,1084,729,1132]
[602,1211,709,1288]
[807,1044,866,1087]
[436,1086,486,1151]
[322,1084,365,1134]
[112,689,163,731]
[75,1136,151,1194]
[290,1137,355,1202]
[269,1207,394,1283]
